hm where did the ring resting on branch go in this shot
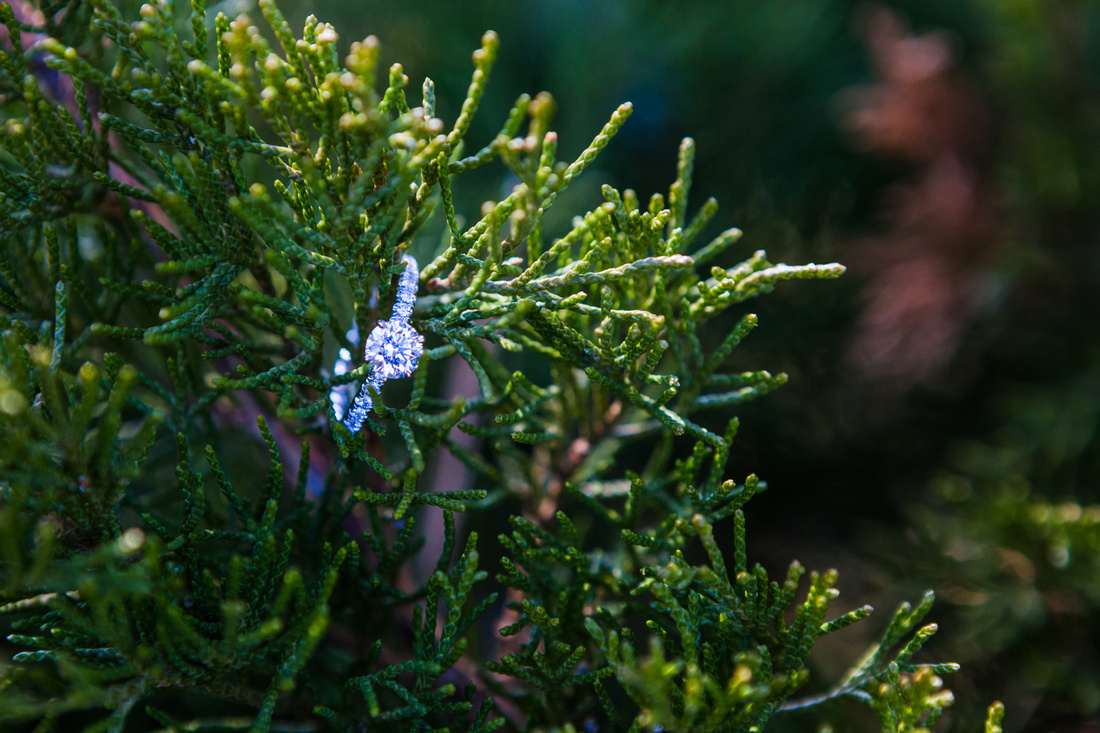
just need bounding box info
[332,254,424,434]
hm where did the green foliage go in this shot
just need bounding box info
[0,0,1000,730]
[902,360,1100,720]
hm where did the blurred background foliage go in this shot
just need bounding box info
[250,0,1100,730]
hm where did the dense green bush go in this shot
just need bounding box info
[0,1,1016,731]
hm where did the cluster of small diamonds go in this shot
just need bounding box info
[337,255,424,434]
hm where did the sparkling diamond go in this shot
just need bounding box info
[364,319,424,381]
